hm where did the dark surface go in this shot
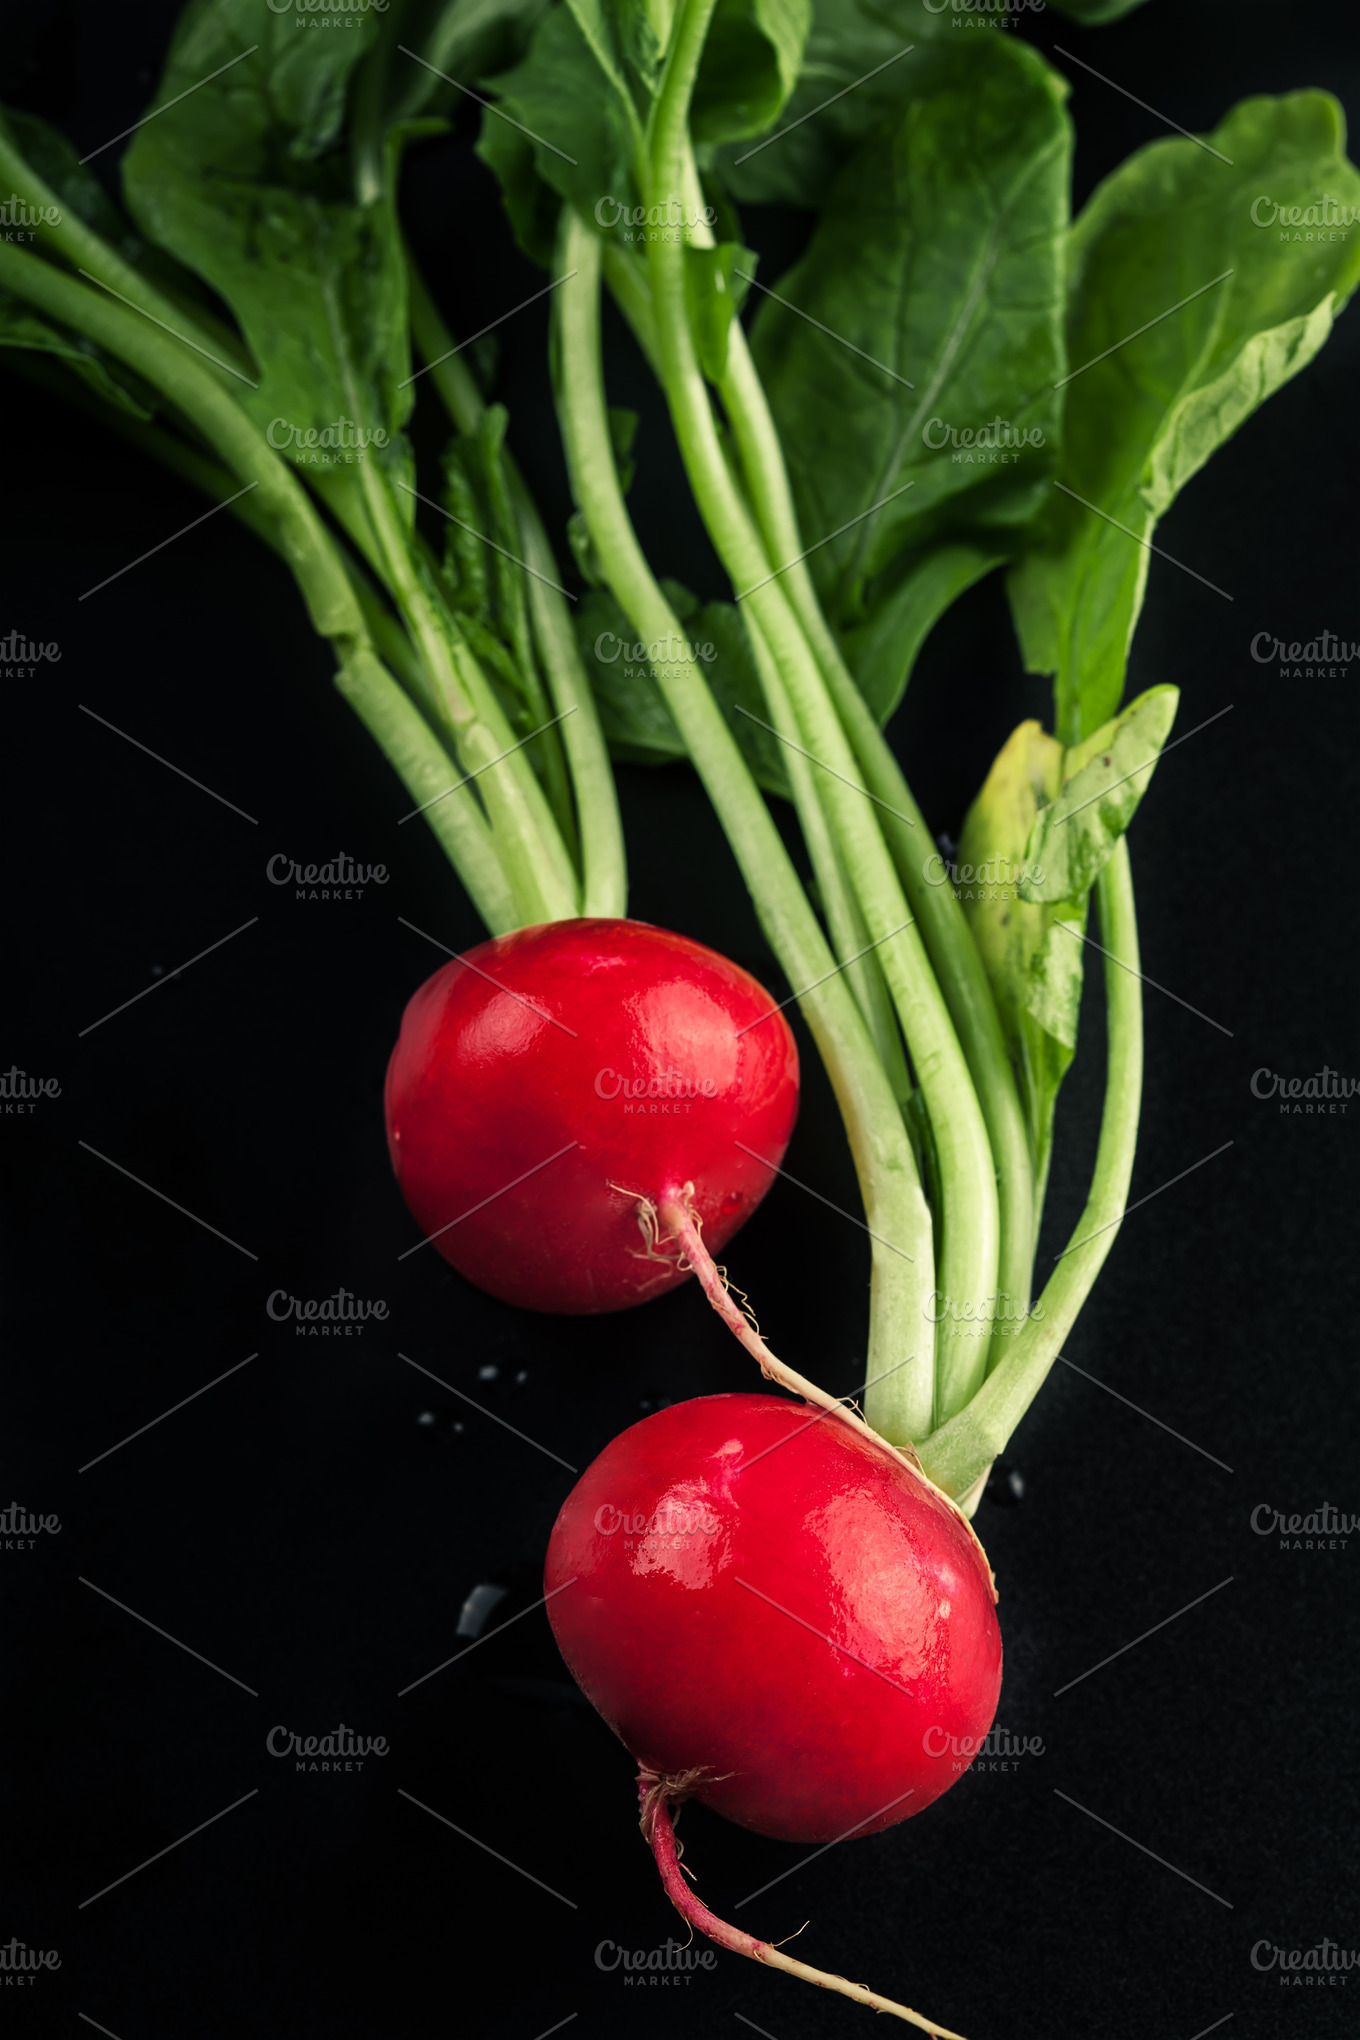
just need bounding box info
[2,2,1357,2036]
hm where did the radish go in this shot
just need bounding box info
[384,918,799,1314]
[546,1392,1000,2033]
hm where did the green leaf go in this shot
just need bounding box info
[1019,683,1178,903]
[0,105,139,254]
[477,5,639,262]
[955,717,1077,1200]
[708,0,953,208]
[751,37,1070,643]
[1008,91,1360,742]
[840,540,1005,724]
[692,0,811,146]
[684,241,754,380]
[122,7,415,481]
[577,583,792,793]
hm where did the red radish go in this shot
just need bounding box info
[546,1392,1000,2033]
[385,918,798,1314]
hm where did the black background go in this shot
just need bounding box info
[2,2,1357,2036]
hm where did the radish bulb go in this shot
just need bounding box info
[546,1393,1001,2033]
[385,918,798,1315]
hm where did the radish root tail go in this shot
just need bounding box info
[639,1773,969,2039]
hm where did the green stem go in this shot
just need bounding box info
[643,17,998,1435]
[718,321,1037,1358]
[557,208,935,1437]
[0,246,518,931]
[917,839,1144,1498]
[407,256,627,918]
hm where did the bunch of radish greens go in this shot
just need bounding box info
[7,0,1358,2027]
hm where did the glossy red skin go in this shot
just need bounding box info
[546,1394,1002,1843]
[384,919,798,1314]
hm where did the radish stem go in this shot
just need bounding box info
[918,839,1145,1497]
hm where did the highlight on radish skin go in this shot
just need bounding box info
[384,918,798,1313]
[546,1393,1001,2030]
